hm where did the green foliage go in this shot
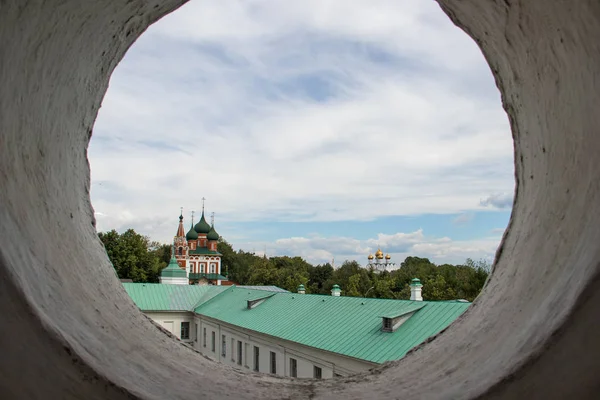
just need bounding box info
[308,263,333,293]
[102,229,490,301]
[99,229,167,283]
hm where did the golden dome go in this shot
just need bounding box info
[385,254,391,260]
[375,248,384,259]
[368,254,374,260]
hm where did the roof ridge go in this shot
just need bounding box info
[187,286,229,310]
[192,284,236,312]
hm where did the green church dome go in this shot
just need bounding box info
[186,223,198,241]
[207,225,220,241]
[194,212,211,234]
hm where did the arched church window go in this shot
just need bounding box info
[178,247,183,256]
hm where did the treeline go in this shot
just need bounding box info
[99,229,491,301]
[99,229,171,283]
[219,239,490,301]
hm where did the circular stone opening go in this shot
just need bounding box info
[1,1,599,399]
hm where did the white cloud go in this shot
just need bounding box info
[480,193,514,209]
[250,229,499,265]
[89,0,514,247]
[452,212,475,225]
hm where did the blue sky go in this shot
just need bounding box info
[89,0,514,266]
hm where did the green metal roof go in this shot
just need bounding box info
[122,283,227,311]
[379,303,425,319]
[207,225,219,241]
[194,212,211,234]
[186,223,199,240]
[189,273,228,281]
[160,257,187,278]
[247,293,276,302]
[194,287,470,364]
[237,286,289,293]
[188,247,221,256]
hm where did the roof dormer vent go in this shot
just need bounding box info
[331,284,341,296]
[380,304,425,332]
[246,293,275,309]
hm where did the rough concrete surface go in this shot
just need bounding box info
[0,0,599,398]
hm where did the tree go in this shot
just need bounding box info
[345,274,363,297]
[247,257,279,286]
[307,263,333,294]
[100,227,490,301]
[98,229,164,283]
[150,242,172,265]
[326,260,372,297]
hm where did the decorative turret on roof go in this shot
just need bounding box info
[175,209,185,238]
[161,254,187,278]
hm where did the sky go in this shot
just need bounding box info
[89,0,515,267]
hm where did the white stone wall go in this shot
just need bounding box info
[192,314,375,379]
[159,276,188,285]
[144,312,195,343]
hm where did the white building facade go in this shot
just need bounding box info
[144,311,372,378]
[192,315,374,378]
[125,283,470,380]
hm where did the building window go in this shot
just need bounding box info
[244,343,249,368]
[211,331,215,352]
[195,324,198,342]
[253,346,260,372]
[222,335,226,357]
[210,263,216,273]
[383,318,392,331]
[231,338,235,361]
[180,322,190,340]
[289,358,297,378]
[178,247,183,256]
[237,341,243,365]
[270,351,277,374]
[314,366,322,379]
[203,328,206,347]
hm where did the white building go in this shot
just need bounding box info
[366,248,397,272]
[124,281,469,379]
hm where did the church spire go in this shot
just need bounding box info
[186,210,198,241]
[207,213,219,241]
[175,207,185,237]
[194,198,211,234]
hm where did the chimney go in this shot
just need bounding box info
[331,284,341,297]
[410,278,423,301]
[297,284,305,294]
